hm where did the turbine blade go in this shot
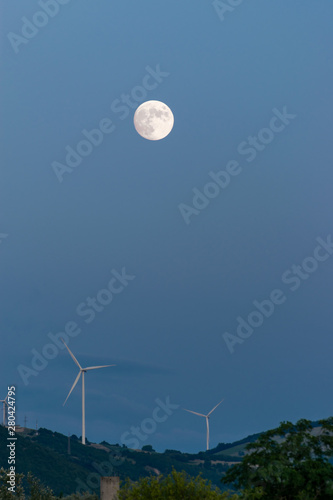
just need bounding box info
[61,338,82,370]
[208,399,224,416]
[63,371,81,406]
[183,409,206,417]
[83,364,116,371]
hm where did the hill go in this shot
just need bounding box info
[0,420,327,496]
[0,425,244,496]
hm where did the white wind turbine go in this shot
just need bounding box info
[61,339,115,445]
[184,399,224,451]
[0,395,8,426]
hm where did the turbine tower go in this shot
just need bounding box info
[0,395,8,426]
[61,339,115,445]
[184,399,224,451]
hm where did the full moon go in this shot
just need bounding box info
[134,100,174,141]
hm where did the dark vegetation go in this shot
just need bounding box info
[0,425,237,496]
[1,417,333,498]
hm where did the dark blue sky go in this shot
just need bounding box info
[1,1,333,453]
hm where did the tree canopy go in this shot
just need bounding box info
[119,469,239,499]
[0,468,98,500]
[221,417,333,499]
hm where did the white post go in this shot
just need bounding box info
[206,417,210,451]
[82,371,86,445]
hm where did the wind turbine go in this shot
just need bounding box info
[61,339,115,445]
[184,399,224,451]
[0,395,8,426]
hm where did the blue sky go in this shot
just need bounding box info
[1,0,333,453]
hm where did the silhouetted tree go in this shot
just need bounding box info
[119,469,239,499]
[222,417,333,499]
